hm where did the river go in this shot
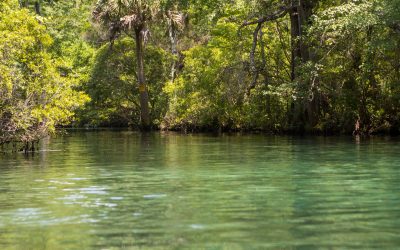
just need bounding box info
[1,131,400,249]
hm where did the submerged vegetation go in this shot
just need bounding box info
[1,0,400,148]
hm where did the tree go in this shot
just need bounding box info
[163,2,290,131]
[240,0,319,132]
[93,0,166,130]
[81,37,170,127]
[303,0,400,134]
[0,0,88,151]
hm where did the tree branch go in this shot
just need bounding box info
[240,5,292,28]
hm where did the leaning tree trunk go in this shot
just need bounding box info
[135,28,151,130]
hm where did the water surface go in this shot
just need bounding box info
[1,131,400,249]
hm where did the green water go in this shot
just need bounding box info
[1,131,400,249]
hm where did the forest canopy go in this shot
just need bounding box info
[1,0,400,148]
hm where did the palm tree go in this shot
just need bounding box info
[93,0,188,129]
[93,0,161,130]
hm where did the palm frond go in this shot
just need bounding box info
[166,10,187,31]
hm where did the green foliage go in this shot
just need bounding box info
[0,0,89,147]
[2,0,400,137]
[40,0,96,91]
[305,0,400,134]
[80,37,171,127]
[163,17,290,131]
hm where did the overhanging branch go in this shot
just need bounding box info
[240,5,292,28]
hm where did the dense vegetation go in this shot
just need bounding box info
[1,0,400,148]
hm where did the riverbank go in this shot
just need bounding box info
[63,124,400,136]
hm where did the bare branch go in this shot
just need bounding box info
[250,23,262,73]
[247,23,268,96]
[241,5,292,28]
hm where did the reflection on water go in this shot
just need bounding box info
[1,132,400,249]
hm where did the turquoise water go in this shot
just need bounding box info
[1,131,400,249]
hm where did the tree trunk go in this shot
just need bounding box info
[289,0,303,131]
[289,0,315,132]
[300,0,319,129]
[34,1,41,15]
[289,3,301,82]
[135,28,151,130]
[168,21,179,82]
[19,0,28,8]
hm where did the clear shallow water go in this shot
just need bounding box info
[1,131,400,249]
